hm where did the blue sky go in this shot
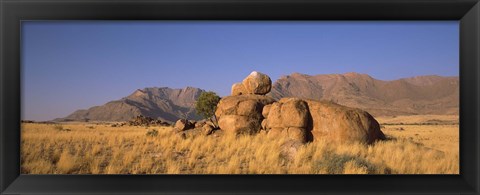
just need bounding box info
[22,21,459,121]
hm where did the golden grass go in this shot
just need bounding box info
[21,116,459,174]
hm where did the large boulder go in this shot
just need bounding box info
[265,98,309,143]
[305,100,386,144]
[264,98,385,144]
[241,71,272,95]
[215,95,275,118]
[266,98,309,128]
[217,115,259,134]
[215,94,275,135]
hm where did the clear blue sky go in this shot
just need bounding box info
[22,21,459,121]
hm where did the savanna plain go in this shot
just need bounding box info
[21,114,458,174]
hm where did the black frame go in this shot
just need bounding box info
[1,0,479,194]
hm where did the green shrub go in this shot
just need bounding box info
[195,91,221,126]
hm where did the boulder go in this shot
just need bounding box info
[241,71,272,95]
[264,98,385,144]
[304,100,386,144]
[267,127,283,138]
[203,124,215,135]
[217,115,259,135]
[266,98,308,129]
[264,98,309,143]
[285,127,307,143]
[236,100,263,117]
[174,119,193,131]
[215,94,275,135]
[266,126,307,143]
[215,94,275,118]
[231,82,246,96]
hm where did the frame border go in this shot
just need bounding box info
[1,0,479,194]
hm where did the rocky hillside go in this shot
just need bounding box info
[56,87,204,123]
[269,73,459,116]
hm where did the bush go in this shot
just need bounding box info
[195,91,221,125]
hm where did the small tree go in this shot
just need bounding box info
[195,91,221,127]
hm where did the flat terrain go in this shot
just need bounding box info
[21,115,458,174]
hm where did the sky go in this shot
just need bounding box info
[21,21,459,121]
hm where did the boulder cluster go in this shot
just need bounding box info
[215,71,386,144]
[174,119,217,136]
[216,71,276,135]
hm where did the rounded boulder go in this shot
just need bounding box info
[305,100,386,144]
[242,71,272,95]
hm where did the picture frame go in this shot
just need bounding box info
[1,0,479,194]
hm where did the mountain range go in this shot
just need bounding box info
[56,72,459,122]
[56,87,204,123]
[269,72,458,116]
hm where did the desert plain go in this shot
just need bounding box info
[21,114,458,174]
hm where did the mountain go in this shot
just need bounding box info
[56,73,458,122]
[56,87,205,123]
[269,73,459,116]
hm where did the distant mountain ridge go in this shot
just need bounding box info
[269,72,459,116]
[56,87,204,123]
[57,72,459,122]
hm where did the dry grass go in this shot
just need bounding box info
[21,115,459,174]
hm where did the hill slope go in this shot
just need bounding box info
[57,87,204,122]
[269,73,459,116]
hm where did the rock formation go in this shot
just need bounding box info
[264,98,310,143]
[230,71,272,96]
[215,94,275,134]
[262,98,385,144]
[242,71,272,95]
[218,71,386,145]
